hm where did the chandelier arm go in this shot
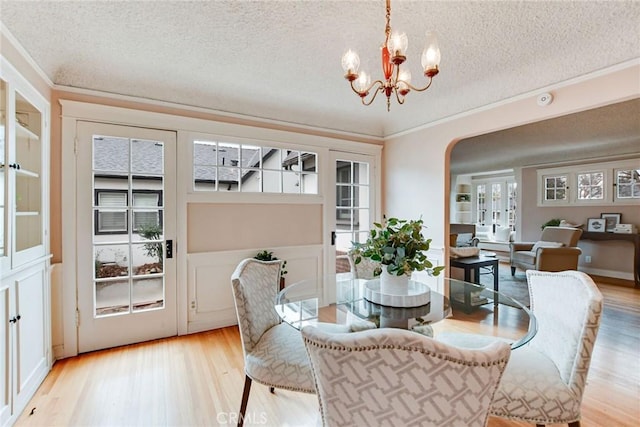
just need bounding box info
[361,86,385,106]
[394,87,406,105]
[349,79,386,97]
[398,77,434,93]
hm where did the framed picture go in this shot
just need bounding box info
[587,218,606,233]
[600,213,621,232]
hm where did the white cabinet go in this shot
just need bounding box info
[1,264,50,427]
[0,59,51,427]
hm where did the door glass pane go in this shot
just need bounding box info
[335,160,371,275]
[94,136,129,172]
[95,280,129,316]
[94,244,130,279]
[491,183,501,226]
[132,139,163,174]
[507,182,517,229]
[132,278,164,312]
[93,135,166,317]
[476,184,486,224]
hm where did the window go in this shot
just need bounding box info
[544,175,567,202]
[192,140,318,194]
[615,168,640,200]
[95,189,162,235]
[577,171,604,200]
[537,159,639,206]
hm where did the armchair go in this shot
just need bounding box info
[510,226,583,275]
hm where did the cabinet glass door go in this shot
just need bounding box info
[0,79,6,261]
[13,91,42,262]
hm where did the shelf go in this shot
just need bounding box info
[16,211,40,217]
[15,168,39,179]
[15,121,39,140]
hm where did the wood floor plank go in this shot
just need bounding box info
[16,281,640,427]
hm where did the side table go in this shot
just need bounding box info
[449,255,499,313]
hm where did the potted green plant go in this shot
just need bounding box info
[254,250,287,289]
[541,218,561,230]
[351,217,444,290]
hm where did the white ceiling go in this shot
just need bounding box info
[1,0,639,138]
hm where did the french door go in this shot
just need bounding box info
[329,151,376,280]
[76,122,177,353]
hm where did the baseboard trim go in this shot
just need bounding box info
[587,274,635,288]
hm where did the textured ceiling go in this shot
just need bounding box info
[451,98,640,175]
[1,0,639,138]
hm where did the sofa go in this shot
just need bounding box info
[475,225,514,260]
[450,223,478,247]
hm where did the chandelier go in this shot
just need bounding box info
[341,0,441,111]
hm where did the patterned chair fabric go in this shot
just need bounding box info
[489,270,603,426]
[347,250,381,279]
[231,258,315,426]
[302,325,511,427]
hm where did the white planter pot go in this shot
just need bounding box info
[379,269,410,295]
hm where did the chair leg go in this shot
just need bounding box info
[510,266,516,276]
[238,375,252,427]
[269,386,274,393]
[568,422,580,427]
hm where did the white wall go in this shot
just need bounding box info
[383,62,640,276]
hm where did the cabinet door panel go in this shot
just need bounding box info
[0,286,10,426]
[15,267,46,400]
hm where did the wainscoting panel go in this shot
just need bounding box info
[186,245,323,333]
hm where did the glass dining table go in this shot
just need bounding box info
[275,275,537,349]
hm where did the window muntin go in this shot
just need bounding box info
[577,171,604,200]
[193,140,318,194]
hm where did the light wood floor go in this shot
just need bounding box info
[16,281,640,427]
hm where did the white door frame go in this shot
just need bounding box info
[324,150,381,303]
[60,102,190,358]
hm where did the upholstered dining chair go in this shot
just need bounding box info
[301,325,511,427]
[347,250,380,279]
[489,270,603,427]
[230,258,315,427]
